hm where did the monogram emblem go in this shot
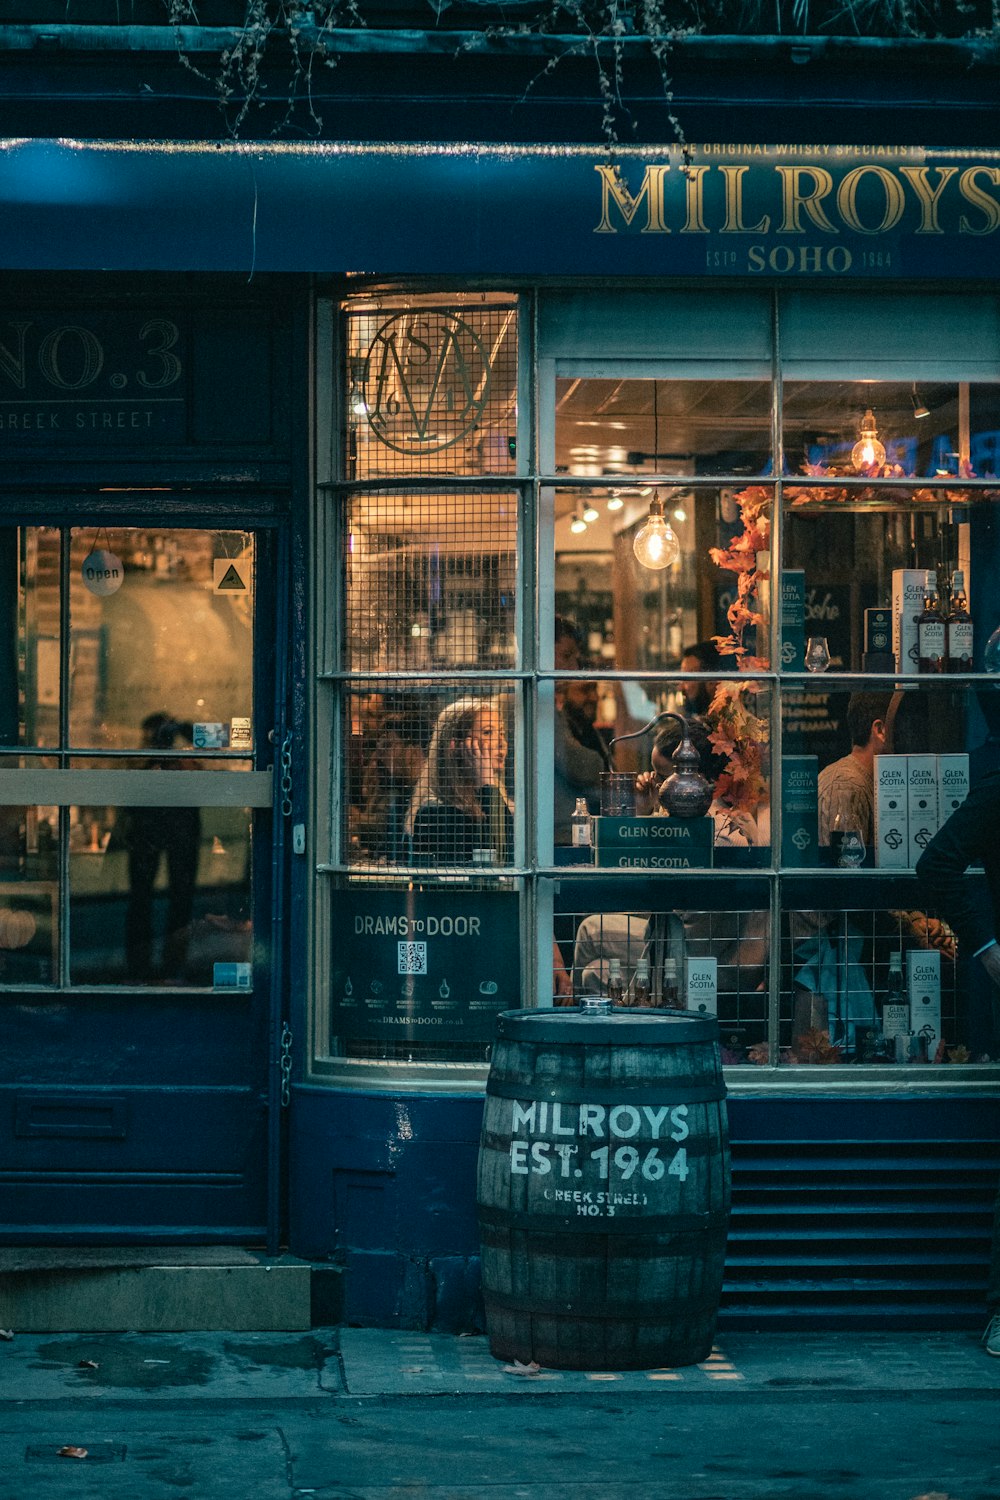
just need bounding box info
[362,312,491,454]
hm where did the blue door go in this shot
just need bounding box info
[0,521,282,1243]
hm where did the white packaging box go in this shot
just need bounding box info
[906,754,939,867]
[685,957,718,1015]
[892,569,926,675]
[874,755,909,868]
[937,753,970,824]
[907,949,941,1055]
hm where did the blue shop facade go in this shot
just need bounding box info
[2,134,1000,1328]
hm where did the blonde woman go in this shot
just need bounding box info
[405,698,512,864]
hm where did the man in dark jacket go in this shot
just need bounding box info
[916,769,1000,1355]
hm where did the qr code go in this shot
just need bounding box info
[397,941,427,975]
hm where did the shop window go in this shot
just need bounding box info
[317,287,1000,1084]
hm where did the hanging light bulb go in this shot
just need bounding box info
[632,495,680,570]
[606,491,625,512]
[851,409,886,471]
[582,501,600,523]
[569,513,588,535]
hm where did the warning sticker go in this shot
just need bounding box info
[213,558,250,594]
[230,717,252,750]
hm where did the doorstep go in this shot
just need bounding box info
[0,1248,315,1332]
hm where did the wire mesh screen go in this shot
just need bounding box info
[343,489,518,673]
[344,677,519,872]
[551,903,769,1057]
[344,299,518,479]
[781,907,964,1065]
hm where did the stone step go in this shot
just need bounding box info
[0,1248,324,1332]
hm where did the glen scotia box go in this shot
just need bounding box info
[781,755,818,867]
[907,948,942,1055]
[937,753,970,822]
[685,956,718,1015]
[874,754,909,868]
[593,815,714,868]
[780,569,806,671]
[906,753,939,867]
[892,569,926,675]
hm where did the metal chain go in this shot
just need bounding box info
[279,730,293,818]
[279,1022,293,1108]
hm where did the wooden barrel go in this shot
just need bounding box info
[477,1007,729,1370]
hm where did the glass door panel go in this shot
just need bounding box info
[0,525,269,991]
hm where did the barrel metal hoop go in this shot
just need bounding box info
[477,1206,729,1235]
[484,1080,725,1106]
[481,1288,722,1319]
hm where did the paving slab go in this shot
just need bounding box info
[337,1327,1000,1397]
[0,1331,342,1402]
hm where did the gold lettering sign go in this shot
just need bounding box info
[362,311,491,454]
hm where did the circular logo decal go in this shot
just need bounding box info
[362,311,491,455]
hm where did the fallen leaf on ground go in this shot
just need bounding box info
[503,1360,542,1377]
[57,1447,88,1459]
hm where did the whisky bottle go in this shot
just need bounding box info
[607,957,625,1007]
[661,955,680,1009]
[571,797,592,849]
[632,957,651,1008]
[946,569,974,673]
[916,571,946,673]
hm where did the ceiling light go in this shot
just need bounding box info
[672,507,687,524]
[607,493,625,512]
[911,384,930,420]
[569,513,588,534]
[851,409,886,471]
[632,496,680,570]
[582,502,600,523]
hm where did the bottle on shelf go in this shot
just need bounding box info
[661,955,680,1009]
[830,807,866,868]
[632,957,651,1008]
[916,570,946,674]
[607,957,625,1007]
[875,950,909,1062]
[571,797,592,849]
[946,570,973,673]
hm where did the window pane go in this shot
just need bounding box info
[547,675,771,864]
[345,678,519,872]
[0,803,57,985]
[69,802,253,987]
[345,295,518,480]
[552,483,773,672]
[782,380,1000,479]
[344,490,518,675]
[780,906,973,1065]
[1,528,61,750]
[555,377,773,480]
[68,529,254,752]
[551,896,769,1058]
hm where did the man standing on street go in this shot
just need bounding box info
[916,768,1000,1356]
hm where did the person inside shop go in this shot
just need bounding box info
[679,638,729,719]
[916,768,1000,1357]
[122,711,201,983]
[405,697,512,865]
[817,690,894,853]
[355,692,429,863]
[553,615,612,844]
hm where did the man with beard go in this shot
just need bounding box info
[553,616,612,845]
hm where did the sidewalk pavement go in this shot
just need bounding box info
[3,1327,999,1403]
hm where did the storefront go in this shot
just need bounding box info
[1,137,999,1327]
